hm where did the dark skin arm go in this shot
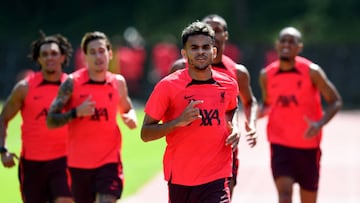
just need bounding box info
[0,80,27,167]
[304,64,342,138]
[258,68,270,118]
[235,64,258,147]
[225,107,240,150]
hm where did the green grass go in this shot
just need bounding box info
[0,107,166,202]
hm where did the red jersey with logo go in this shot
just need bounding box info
[21,72,68,160]
[67,68,121,168]
[264,56,323,148]
[145,68,239,186]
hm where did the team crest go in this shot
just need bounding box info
[220,92,225,103]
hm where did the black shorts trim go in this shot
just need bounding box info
[168,178,231,203]
[19,156,72,203]
[270,143,321,191]
[69,162,123,203]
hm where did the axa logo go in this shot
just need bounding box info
[199,109,220,126]
[90,107,109,121]
[35,108,48,120]
[275,94,298,107]
[184,95,194,100]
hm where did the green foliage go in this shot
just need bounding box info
[2,0,360,47]
[0,107,165,202]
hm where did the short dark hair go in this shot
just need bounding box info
[181,21,215,47]
[81,31,112,54]
[29,30,73,67]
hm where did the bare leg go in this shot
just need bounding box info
[275,176,294,203]
[54,196,73,203]
[229,178,235,198]
[96,193,117,203]
[300,188,317,203]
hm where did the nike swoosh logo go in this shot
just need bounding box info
[184,95,194,99]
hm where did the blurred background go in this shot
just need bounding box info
[1,0,359,108]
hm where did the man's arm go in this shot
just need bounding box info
[258,68,270,118]
[0,80,27,167]
[305,64,342,137]
[116,74,138,129]
[235,64,258,146]
[141,100,203,142]
[46,77,75,128]
[225,107,240,149]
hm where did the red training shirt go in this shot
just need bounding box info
[144,68,239,186]
[21,72,68,160]
[67,68,122,169]
[264,56,323,148]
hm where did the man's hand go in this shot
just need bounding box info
[76,95,96,117]
[245,121,257,147]
[226,121,240,151]
[175,100,203,127]
[121,109,138,129]
[304,116,321,139]
[1,152,19,168]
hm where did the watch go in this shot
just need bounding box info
[0,146,8,154]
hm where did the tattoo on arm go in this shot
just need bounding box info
[47,77,74,128]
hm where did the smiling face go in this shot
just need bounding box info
[37,42,65,75]
[276,27,303,62]
[181,34,216,71]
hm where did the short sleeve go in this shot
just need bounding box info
[144,80,170,121]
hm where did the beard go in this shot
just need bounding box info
[194,63,210,71]
[188,57,212,71]
[44,69,56,74]
[280,56,291,61]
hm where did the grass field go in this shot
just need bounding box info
[0,107,166,202]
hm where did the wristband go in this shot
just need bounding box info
[71,108,77,119]
[0,146,8,154]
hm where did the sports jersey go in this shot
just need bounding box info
[67,68,121,168]
[21,72,68,160]
[264,56,323,148]
[212,55,237,80]
[144,68,239,186]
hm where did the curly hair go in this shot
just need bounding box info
[29,30,73,68]
[181,21,215,47]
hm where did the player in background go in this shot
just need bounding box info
[47,31,138,203]
[258,26,342,203]
[0,32,73,203]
